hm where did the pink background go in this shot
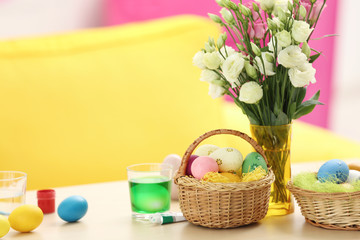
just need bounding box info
[105,0,337,129]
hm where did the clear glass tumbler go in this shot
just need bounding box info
[0,171,27,215]
[127,163,172,219]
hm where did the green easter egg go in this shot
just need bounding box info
[242,152,268,174]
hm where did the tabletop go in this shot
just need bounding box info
[4,160,360,240]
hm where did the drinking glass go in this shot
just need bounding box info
[127,163,172,219]
[0,171,27,215]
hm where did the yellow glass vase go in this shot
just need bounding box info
[250,124,294,216]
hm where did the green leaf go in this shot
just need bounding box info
[274,100,281,116]
[289,102,297,119]
[309,52,321,63]
[296,87,306,106]
[275,111,289,126]
[310,90,321,101]
[293,90,323,119]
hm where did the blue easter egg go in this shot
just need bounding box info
[57,195,88,222]
[317,159,349,183]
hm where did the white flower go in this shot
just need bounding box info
[219,46,237,58]
[278,45,307,68]
[208,83,226,99]
[273,0,293,16]
[203,52,222,70]
[193,51,206,69]
[268,37,282,55]
[255,0,275,12]
[255,52,276,76]
[291,20,313,43]
[239,81,263,104]
[288,62,316,87]
[276,30,292,48]
[200,69,220,83]
[222,53,245,87]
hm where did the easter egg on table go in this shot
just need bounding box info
[162,154,181,177]
[194,144,220,156]
[191,156,219,179]
[186,155,199,176]
[317,159,349,184]
[346,170,360,184]
[209,147,243,173]
[0,215,10,238]
[162,154,182,201]
[8,205,43,232]
[58,196,88,222]
[242,152,268,174]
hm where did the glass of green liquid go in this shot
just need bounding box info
[127,163,172,219]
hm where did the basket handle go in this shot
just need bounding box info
[174,129,268,183]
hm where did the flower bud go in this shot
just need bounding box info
[205,42,216,52]
[208,13,223,24]
[293,0,299,3]
[244,61,258,79]
[267,18,278,32]
[217,35,225,49]
[277,8,287,22]
[226,0,238,10]
[250,42,261,56]
[220,8,235,24]
[221,32,228,41]
[215,0,226,7]
[208,37,216,47]
[239,4,251,17]
[301,42,311,58]
[299,5,307,19]
[252,2,259,12]
[236,43,246,51]
[288,1,293,12]
[310,0,316,3]
[265,52,274,63]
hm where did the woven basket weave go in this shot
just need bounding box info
[174,129,275,229]
[287,181,360,231]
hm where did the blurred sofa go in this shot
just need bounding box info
[0,15,359,190]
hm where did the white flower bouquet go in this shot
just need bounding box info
[193,0,327,126]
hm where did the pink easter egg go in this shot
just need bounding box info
[186,155,199,176]
[191,156,219,180]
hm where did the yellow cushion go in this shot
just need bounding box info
[221,102,360,163]
[0,15,225,190]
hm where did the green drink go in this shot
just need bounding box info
[127,163,173,219]
[129,176,171,213]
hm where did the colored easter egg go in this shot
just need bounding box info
[317,159,349,183]
[209,147,243,172]
[191,156,219,179]
[58,196,88,222]
[0,215,10,237]
[347,170,360,184]
[8,205,43,232]
[186,155,199,176]
[242,152,268,174]
[194,144,220,156]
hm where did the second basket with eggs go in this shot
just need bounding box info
[174,129,275,229]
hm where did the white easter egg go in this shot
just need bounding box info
[194,144,220,156]
[347,170,360,183]
[209,147,243,172]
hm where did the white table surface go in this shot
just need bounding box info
[4,160,360,240]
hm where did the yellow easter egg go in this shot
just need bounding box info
[0,215,10,238]
[9,205,43,232]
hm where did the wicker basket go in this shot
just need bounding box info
[174,129,275,229]
[287,181,360,231]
